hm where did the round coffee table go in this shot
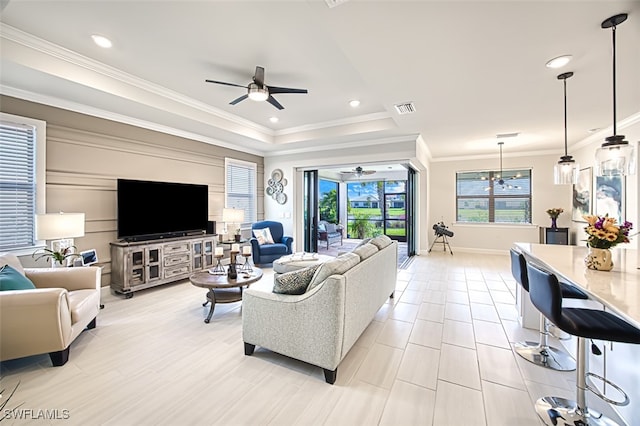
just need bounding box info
[189,268,263,323]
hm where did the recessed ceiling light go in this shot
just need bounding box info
[91,34,112,49]
[269,117,279,123]
[545,55,572,69]
[349,100,360,108]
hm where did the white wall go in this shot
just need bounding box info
[427,114,640,253]
[428,152,572,253]
[263,137,427,251]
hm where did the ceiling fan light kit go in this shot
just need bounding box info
[205,66,308,110]
[595,13,636,177]
[554,71,579,185]
[340,166,375,178]
[248,84,269,102]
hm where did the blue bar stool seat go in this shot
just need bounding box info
[527,263,640,426]
[510,249,588,371]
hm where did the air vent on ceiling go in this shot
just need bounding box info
[496,132,520,139]
[394,102,416,115]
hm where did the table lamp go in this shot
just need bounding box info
[35,212,85,265]
[222,208,245,241]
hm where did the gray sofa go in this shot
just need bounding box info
[242,236,398,384]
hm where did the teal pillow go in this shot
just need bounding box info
[0,265,36,291]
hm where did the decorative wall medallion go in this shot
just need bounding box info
[266,169,287,204]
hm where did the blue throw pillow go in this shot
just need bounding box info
[0,265,36,291]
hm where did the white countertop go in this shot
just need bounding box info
[514,243,640,329]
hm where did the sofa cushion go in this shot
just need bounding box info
[253,227,275,245]
[0,265,36,291]
[370,235,393,249]
[256,243,289,256]
[272,264,321,295]
[0,253,25,276]
[352,243,379,260]
[307,252,360,291]
[325,223,337,233]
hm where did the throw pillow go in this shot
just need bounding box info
[0,253,25,276]
[273,264,321,295]
[0,265,36,291]
[307,252,360,291]
[352,243,378,260]
[253,227,275,245]
[325,223,337,233]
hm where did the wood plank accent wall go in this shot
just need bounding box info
[1,95,264,286]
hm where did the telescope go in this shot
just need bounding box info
[432,222,454,238]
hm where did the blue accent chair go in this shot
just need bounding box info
[250,221,293,265]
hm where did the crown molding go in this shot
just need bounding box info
[273,111,392,137]
[0,85,266,157]
[265,134,419,157]
[1,25,273,136]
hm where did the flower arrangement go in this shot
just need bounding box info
[546,207,564,219]
[33,245,79,266]
[583,215,633,249]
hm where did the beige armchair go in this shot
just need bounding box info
[0,253,101,366]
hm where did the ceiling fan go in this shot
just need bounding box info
[205,66,308,110]
[340,166,376,178]
[484,142,521,190]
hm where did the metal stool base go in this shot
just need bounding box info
[535,396,620,426]
[514,341,576,371]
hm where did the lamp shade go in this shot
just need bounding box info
[554,160,579,185]
[36,213,85,240]
[222,208,245,224]
[595,140,636,177]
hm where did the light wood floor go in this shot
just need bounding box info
[1,251,624,425]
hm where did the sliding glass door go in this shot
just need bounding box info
[303,170,318,252]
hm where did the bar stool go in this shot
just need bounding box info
[510,249,588,371]
[526,263,640,426]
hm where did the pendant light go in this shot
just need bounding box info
[554,72,579,184]
[595,13,636,177]
[491,141,521,190]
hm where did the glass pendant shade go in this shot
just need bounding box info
[596,13,635,176]
[554,158,579,184]
[553,72,577,185]
[595,137,636,176]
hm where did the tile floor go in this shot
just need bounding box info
[0,250,626,425]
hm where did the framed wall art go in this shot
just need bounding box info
[572,167,592,222]
[595,175,624,224]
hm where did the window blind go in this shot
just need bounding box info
[226,159,257,227]
[0,121,36,251]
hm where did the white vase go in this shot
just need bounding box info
[584,247,613,271]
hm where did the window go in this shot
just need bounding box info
[319,179,339,223]
[0,113,46,252]
[225,158,257,228]
[456,169,531,223]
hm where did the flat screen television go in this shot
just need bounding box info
[117,179,208,241]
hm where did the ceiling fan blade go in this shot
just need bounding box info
[266,95,284,110]
[205,79,246,89]
[229,94,248,105]
[268,86,308,95]
[362,170,376,175]
[253,66,265,87]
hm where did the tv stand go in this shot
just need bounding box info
[110,235,217,298]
